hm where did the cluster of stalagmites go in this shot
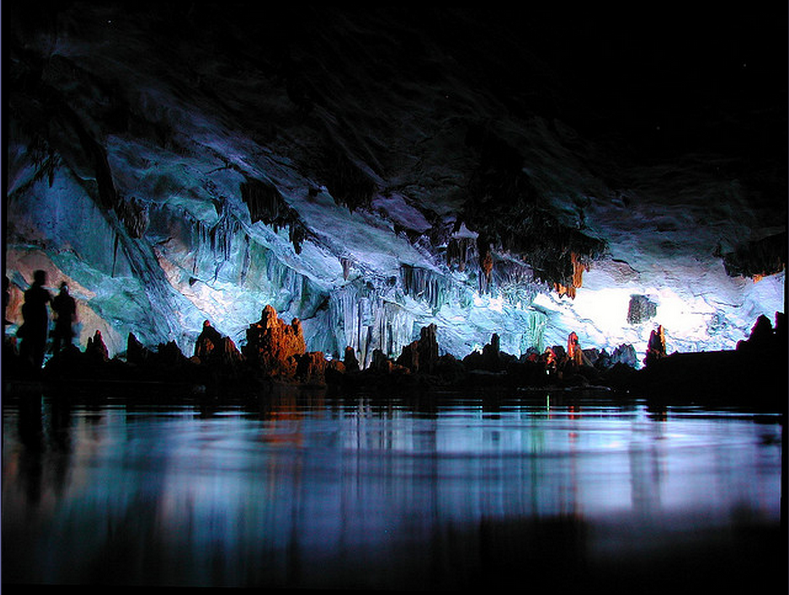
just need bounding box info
[35,305,328,387]
[15,305,785,402]
[25,304,644,391]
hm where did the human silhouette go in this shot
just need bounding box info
[18,270,52,370]
[51,282,77,354]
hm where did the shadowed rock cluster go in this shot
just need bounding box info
[5,303,782,407]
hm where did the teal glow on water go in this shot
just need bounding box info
[2,389,783,590]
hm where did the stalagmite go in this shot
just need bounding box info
[86,330,109,362]
[644,325,667,367]
[242,305,307,379]
[295,351,327,385]
[194,320,243,367]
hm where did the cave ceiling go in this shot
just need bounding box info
[4,2,787,361]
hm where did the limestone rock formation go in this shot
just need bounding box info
[396,342,419,373]
[463,332,519,374]
[127,332,151,365]
[610,344,638,368]
[194,320,243,368]
[396,323,440,374]
[343,346,360,373]
[242,305,308,380]
[85,330,109,363]
[295,351,328,386]
[736,312,785,354]
[644,325,667,367]
[370,349,409,375]
[567,332,582,367]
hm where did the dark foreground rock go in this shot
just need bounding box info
[621,312,787,408]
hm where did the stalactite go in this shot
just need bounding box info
[446,237,476,272]
[322,146,377,212]
[553,252,589,299]
[329,281,416,368]
[240,178,310,255]
[240,179,283,224]
[117,196,149,239]
[240,235,251,284]
[400,264,452,312]
[341,257,353,281]
[520,310,547,354]
[266,252,300,296]
[492,260,539,306]
[208,212,241,262]
[288,221,307,254]
[112,232,120,277]
[722,231,787,280]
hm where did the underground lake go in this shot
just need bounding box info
[2,385,783,592]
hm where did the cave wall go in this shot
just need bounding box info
[4,4,785,365]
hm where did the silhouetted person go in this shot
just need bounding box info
[18,270,52,370]
[51,282,77,354]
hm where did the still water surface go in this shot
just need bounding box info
[2,386,783,591]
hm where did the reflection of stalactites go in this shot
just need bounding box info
[554,252,588,299]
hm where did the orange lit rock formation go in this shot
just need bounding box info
[242,305,307,379]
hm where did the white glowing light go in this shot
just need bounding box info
[471,293,504,313]
[571,288,633,333]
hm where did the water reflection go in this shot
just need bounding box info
[2,388,783,590]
